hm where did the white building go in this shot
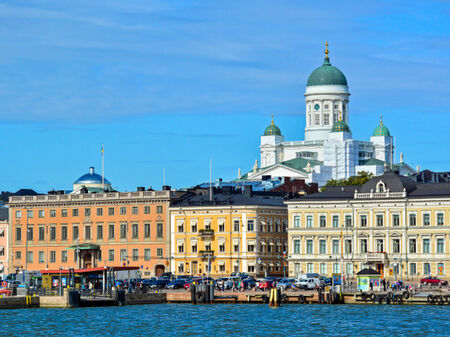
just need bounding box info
[243,43,415,186]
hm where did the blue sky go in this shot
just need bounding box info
[0,0,449,192]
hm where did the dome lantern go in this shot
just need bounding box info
[263,115,282,136]
[372,115,391,137]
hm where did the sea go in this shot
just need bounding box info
[1,303,449,336]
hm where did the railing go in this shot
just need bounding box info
[198,229,215,238]
[9,190,171,203]
[199,250,214,258]
[365,252,388,261]
[354,191,406,199]
[282,140,325,146]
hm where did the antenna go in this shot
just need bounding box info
[163,167,166,186]
[209,157,213,201]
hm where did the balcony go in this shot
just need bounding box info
[199,250,215,259]
[365,252,388,263]
[198,229,215,239]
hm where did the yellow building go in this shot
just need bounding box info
[286,171,450,281]
[169,187,288,278]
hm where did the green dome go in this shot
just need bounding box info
[373,120,390,136]
[306,57,348,87]
[332,120,351,132]
[264,116,282,136]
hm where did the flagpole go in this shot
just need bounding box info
[102,144,104,191]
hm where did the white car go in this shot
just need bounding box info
[296,278,321,290]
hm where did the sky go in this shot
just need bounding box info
[0,0,449,193]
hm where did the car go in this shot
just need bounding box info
[258,279,274,290]
[242,278,256,289]
[319,275,332,286]
[166,279,186,289]
[420,277,448,286]
[296,278,321,290]
[277,278,295,291]
[150,277,171,289]
[216,277,229,289]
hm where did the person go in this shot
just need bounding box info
[382,279,386,291]
[369,281,373,291]
[241,280,245,292]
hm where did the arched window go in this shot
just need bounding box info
[376,181,386,193]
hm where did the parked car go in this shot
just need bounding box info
[420,277,448,286]
[258,279,275,290]
[216,277,229,289]
[277,278,295,291]
[242,278,256,289]
[150,277,171,289]
[296,278,321,290]
[166,279,186,289]
[319,276,332,286]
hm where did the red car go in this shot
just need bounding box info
[258,279,274,290]
[420,277,448,286]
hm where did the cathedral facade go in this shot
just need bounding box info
[244,44,415,186]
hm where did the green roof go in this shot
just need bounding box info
[359,158,385,166]
[307,56,347,87]
[281,157,323,172]
[373,122,390,137]
[331,120,350,132]
[263,116,282,136]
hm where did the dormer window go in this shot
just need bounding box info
[376,181,386,193]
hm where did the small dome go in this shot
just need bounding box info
[373,118,390,136]
[263,115,282,136]
[74,167,111,185]
[307,43,347,87]
[332,120,350,133]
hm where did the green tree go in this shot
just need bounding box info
[321,171,373,191]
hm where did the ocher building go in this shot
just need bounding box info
[169,186,288,278]
[286,171,450,281]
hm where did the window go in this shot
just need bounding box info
[120,224,127,239]
[39,251,45,263]
[120,249,127,261]
[248,265,255,273]
[191,242,198,253]
[376,239,384,252]
[157,248,163,258]
[346,263,354,276]
[376,215,383,227]
[27,251,33,263]
[233,220,240,232]
[314,114,320,125]
[50,251,56,263]
[98,250,102,262]
[132,223,138,239]
[61,209,68,217]
[218,221,225,232]
[27,210,34,218]
[345,239,352,254]
[423,238,430,253]
[333,263,340,274]
[72,226,78,240]
[50,210,56,217]
[307,263,314,273]
[392,214,400,226]
[120,207,127,215]
[423,213,430,226]
[39,227,45,241]
[132,249,138,261]
[144,206,150,214]
[424,263,431,275]
[409,238,416,253]
[437,213,444,226]
[360,215,367,227]
[219,243,225,252]
[332,215,339,228]
[437,238,444,253]
[144,249,151,261]
[438,263,444,276]
[132,207,138,215]
[61,226,68,240]
[234,242,239,253]
[61,250,67,263]
[156,206,163,214]
[293,216,301,228]
[97,225,103,240]
[178,243,184,253]
[320,263,327,275]
[38,210,45,218]
[247,242,255,252]
[360,239,368,253]
[410,263,416,275]
[72,209,79,217]
[50,227,56,241]
[15,210,22,218]
[247,220,254,231]
[345,215,352,227]
[108,249,115,261]
[27,227,33,241]
[84,208,91,217]
[96,208,103,216]
[332,239,339,254]
[409,214,416,226]
[319,239,326,254]
[393,239,400,253]
[306,240,313,254]
[108,207,115,216]
[293,239,300,254]
[157,223,163,238]
[144,223,151,238]
[108,224,115,239]
[306,216,313,228]
[319,216,326,228]
[178,223,184,233]
[16,227,22,241]
[324,113,329,125]
[84,226,91,240]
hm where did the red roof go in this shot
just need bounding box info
[40,266,139,275]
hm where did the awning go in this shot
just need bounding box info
[41,266,139,275]
[67,244,100,250]
[218,260,225,266]
[218,237,226,244]
[0,229,4,236]
[260,241,266,245]
[248,261,256,266]
[218,219,225,225]
[269,262,274,266]
[177,239,185,245]
[233,238,240,244]
[276,240,282,246]
[247,239,256,245]
[269,241,274,246]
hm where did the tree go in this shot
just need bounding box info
[321,171,373,191]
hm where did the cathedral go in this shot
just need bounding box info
[242,43,415,186]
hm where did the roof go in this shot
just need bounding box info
[74,167,111,185]
[360,171,417,193]
[306,56,347,87]
[356,268,381,276]
[263,116,282,136]
[295,186,357,201]
[359,158,385,166]
[280,157,323,173]
[0,208,8,221]
[373,120,391,137]
[331,120,350,133]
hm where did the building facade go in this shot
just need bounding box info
[286,171,450,281]
[242,43,415,186]
[0,214,8,279]
[8,190,173,277]
[169,187,288,278]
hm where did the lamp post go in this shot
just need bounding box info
[24,208,30,286]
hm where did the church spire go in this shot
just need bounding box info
[323,41,331,65]
[271,114,274,126]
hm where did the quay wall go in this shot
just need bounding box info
[0,296,39,309]
[125,292,166,305]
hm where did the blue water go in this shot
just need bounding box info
[1,304,449,336]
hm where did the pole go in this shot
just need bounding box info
[76,239,80,269]
[163,168,166,186]
[46,224,49,270]
[101,144,105,191]
[209,157,212,201]
[24,208,29,286]
[59,267,62,296]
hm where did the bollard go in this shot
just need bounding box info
[191,282,196,304]
[205,284,210,303]
[116,289,126,306]
[209,282,215,303]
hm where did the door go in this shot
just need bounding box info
[192,261,198,275]
[155,265,165,277]
[376,264,384,278]
[84,253,92,269]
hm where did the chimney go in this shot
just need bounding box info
[244,185,253,197]
[162,185,171,191]
[137,187,145,192]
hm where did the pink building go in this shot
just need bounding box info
[0,215,8,279]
